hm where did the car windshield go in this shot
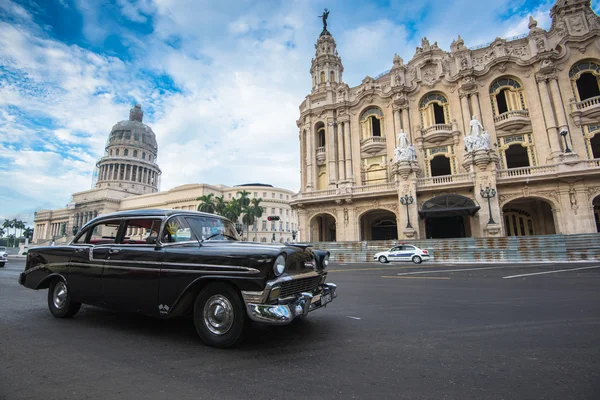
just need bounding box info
[0,247,6,251]
[185,216,240,241]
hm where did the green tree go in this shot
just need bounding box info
[0,227,5,237]
[23,227,34,240]
[196,193,216,214]
[236,190,251,207]
[248,198,263,241]
[15,220,26,238]
[11,218,18,238]
[222,199,241,225]
[3,220,14,247]
[242,205,255,242]
[213,195,227,216]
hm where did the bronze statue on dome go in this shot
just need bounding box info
[318,8,330,35]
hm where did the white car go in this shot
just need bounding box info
[0,246,7,268]
[374,244,430,264]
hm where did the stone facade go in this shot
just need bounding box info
[292,0,600,241]
[33,108,298,244]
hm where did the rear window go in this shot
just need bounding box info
[120,219,162,245]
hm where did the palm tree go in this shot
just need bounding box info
[196,193,215,214]
[249,198,264,241]
[23,227,34,240]
[242,205,255,242]
[236,190,251,207]
[222,200,241,225]
[3,220,14,247]
[213,195,227,216]
[11,218,18,237]
[15,220,26,238]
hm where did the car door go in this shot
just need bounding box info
[398,245,416,261]
[387,246,401,261]
[67,220,119,305]
[101,217,164,314]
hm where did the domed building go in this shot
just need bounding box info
[32,105,298,243]
[95,104,161,194]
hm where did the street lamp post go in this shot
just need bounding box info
[480,186,497,224]
[560,130,572,153]
[400,194,414,229]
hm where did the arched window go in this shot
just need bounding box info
[489,77,527,115]
[124,149,129,156]
[359,107,384,139]
[320,71,326,83]
[115,149,120,156]
[261,237,267,243]
[503,209,535,236]
[133,150,138,157]
[110,150,113,156]
[419,93,449,127]
[569,61,600,101]
[142,152,146,159]
[149,155,153,162]
[430,155,452,177]
[330,71,335,83]
[315,122,326,148]
[505,144,530,169]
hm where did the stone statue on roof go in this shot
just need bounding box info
[319,9,330,30]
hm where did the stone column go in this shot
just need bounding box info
[460,94,471,134]
[343,121,353,183]
[326,120,337,186]
[337,122,346,182]
[549,78,574,153]
[393,109,401,137]
[472,92,483,122]
[305,128,313,189]
[537,78,562,159]
[401,109,412,142]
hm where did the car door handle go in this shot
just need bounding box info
[109,249,120,254]
[75,248,86,253]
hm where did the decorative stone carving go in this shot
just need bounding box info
[536,37,546,52]
[569,15,585,33]
[450,35,465,52]
[421,64,438,86]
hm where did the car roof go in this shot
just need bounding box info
[90,209,230,223]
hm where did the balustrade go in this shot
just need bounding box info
[360,136,387,145]
[422,124,452,135]
[417,173,472,187]
[575,95,600,110]
[493,109,530,123]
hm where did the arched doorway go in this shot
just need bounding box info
[359,209,398,240]
[309,213,336,242]
[593,195,600,232]
[502,198,556,236]
[419,194,479,239]
[591,133,600,159]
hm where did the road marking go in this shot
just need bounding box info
[503,265,600,279]
[346,316,361,320]
[329,265,430,272]
[396,266,508,276]
[382,276,450,280]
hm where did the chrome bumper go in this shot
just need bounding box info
[245,283,337,325]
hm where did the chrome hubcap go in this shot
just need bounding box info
[203,295,234,335]
[53,282,68,309]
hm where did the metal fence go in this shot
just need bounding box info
[309,233,600,263]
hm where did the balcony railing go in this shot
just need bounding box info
[417,173,472,187]
[575,95,600,110]
[496,165,557,178]
[316,146,325,154]
[422,123,452,136]
[293,182,397,200]
[360,136,387,145]
[586,158,600,167]
[493,109,530,123]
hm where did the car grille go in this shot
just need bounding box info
[279,275,322,298]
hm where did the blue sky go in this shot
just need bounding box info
[0,0,587,225]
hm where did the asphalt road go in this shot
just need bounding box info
[1,259,599,400]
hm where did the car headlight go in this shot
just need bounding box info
[323,254,330,268]
[273,254,286,276]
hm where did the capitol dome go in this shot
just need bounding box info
[95,104,162,194]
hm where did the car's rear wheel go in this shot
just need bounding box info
[412,255,422,264]
[193,282,246,348]
[0,262,5,268]
[48,279,81,318]
[378,256,388,264]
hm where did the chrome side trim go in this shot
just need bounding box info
[160,267,260,275]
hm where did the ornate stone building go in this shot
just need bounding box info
[292,0,600,241]
[33,106,298,244]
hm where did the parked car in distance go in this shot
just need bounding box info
[374,244,430,264]
[19,209,337,348]
[0,246,7,267]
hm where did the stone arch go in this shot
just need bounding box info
[308,212,337,242]
[314,121,326,148]
[569,59,600,101]
[419,91,450,127]
[358,208,399,241]
[592,194,600,232]
[488,76,527,116]
[501,196,558,236]
[359,106,385,139]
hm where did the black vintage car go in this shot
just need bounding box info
[19,209,337,348]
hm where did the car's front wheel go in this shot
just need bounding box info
[193,282,246,348]
[0,262,5,268]
[48,279,81,318]
[412,255,422,264]
[378,255,388,264]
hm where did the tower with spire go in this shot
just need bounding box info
[310,9,344,93]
